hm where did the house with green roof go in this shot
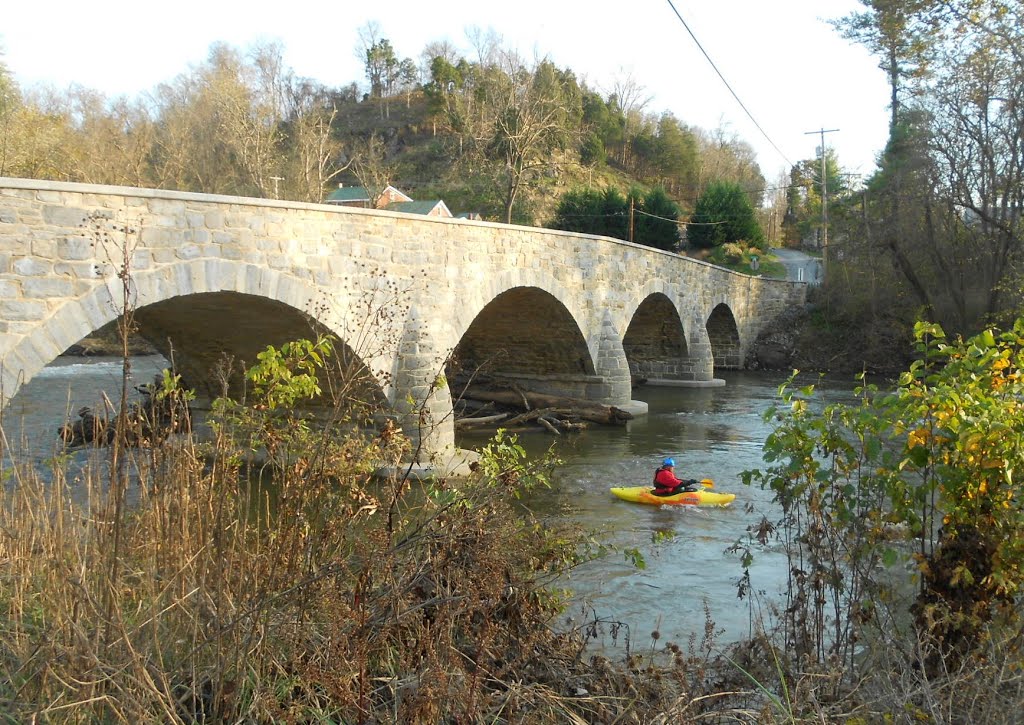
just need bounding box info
[325,184,412,209]
[325,183,453,218]
[385,200,453,218]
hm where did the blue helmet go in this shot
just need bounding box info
[663,458,675,467]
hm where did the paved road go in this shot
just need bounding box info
[771,247,823,285]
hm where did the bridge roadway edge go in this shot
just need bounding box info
[0,178,805,475]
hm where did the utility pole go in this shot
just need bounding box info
[269,176,284,200]
[628,196,635,243]
[804,128,839,282]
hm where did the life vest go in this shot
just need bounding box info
[653,466,680,492]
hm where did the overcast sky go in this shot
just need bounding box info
[3,0,891,182]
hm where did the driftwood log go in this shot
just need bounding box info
[459,387,632,426]
[454,412,510,430]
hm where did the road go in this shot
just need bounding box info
[771,247,823,286]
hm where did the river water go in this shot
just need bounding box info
[3,356,863,649]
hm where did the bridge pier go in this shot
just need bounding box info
[594,311,648,415]
[390,308,476,478]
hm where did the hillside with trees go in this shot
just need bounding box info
[0,25,767,241]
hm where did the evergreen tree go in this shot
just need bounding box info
[636,186,681,251]
[688,180,765,249]
[550,187,627,240]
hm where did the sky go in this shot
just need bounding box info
[2,0,891,184]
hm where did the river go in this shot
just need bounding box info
[3,356,863,649]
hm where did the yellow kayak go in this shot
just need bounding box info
[610,482,736,508]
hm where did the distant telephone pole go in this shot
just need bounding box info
[804,128,839,282]
[269,176,284,200]
[628,196,635,243]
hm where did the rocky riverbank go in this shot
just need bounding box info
[747,302,916,378]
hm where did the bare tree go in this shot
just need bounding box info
[286,81,351,203]
[607,71,652,166]
[350,132,397,208]
[479,52,579,223]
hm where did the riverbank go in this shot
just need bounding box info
[747,299,916,377]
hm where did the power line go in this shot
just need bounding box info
[664,0,795,169]
[634,208,726,226]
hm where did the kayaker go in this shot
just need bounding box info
[652,458,699,496]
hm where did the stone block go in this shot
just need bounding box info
[35,190,64,203]
[141,226,173,245]
[54,261,100,279]
[176,243,201,260]
[22,278,75,298]
[131,249,153,271]
[267,254,291,270]
[152,248,176,264]
[13,258,52,276]
[204,210,225,229]
[0,299,49,321]
[149,198,186,216]
[42,205,88,227]
[58,236,95,260]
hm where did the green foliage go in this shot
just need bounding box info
[635,186,682,251]
[739,318,1024,682]
[782,150,846,247]
[887,320,1024,654]
[246,335,333,411]
[579,131,606,167]
[688,180,765,249]
[475,428,559,499]
[736,372,897,676]
[550,186,627,240]
[549,184,679,250]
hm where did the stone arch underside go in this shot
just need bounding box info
[446,286,600,401]
[623,293,699,382]
[706,303,742,370]
[131,291,387,412]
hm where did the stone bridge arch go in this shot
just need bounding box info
[1,257,413,446]
[441,268,632,405]
[704,299,743,370]
[618,280,718,385]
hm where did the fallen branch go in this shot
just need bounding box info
[537,417,560,435]
[454,413,510,430]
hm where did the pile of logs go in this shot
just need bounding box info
[453,377,632,435]
[58,372,191,448]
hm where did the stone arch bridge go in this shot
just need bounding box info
[0,179,804,467]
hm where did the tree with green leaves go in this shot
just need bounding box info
[549,187,627,240]
[831,0,931,134]
[744,319,1024,675]
[687,180,765,249]
[782,147,847,248]
[635,186,682,251]
[550,185,679,250]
